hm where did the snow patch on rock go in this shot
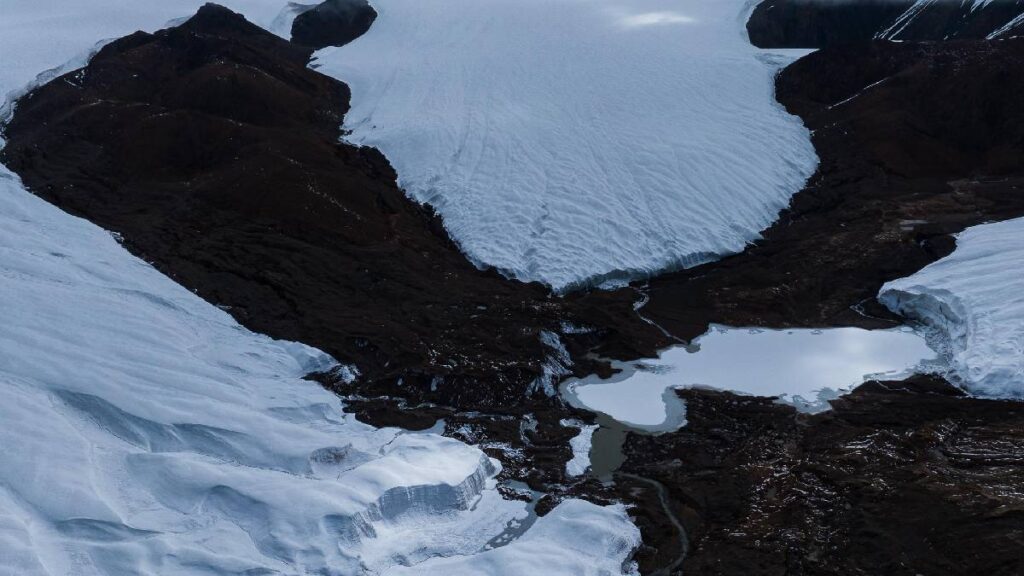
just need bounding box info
[561,419,598,477]
[528,330,573,397]
[383,499,641,576]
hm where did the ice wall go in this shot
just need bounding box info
[319,0,818,290]
[880,218,1024,398]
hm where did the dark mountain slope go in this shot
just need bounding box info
[749,0,1024,48]
[6,5,1024,575]
[620,37,1024,574]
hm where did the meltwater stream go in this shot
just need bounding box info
[562,325,938,432]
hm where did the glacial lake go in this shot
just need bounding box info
[561,325,937,432]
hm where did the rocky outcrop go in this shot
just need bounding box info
[291,0,377,49]
[748,0,1024,48]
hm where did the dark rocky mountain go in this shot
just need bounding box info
[625,376,1024,575]
[749,0,1024,48]
[291,0,376,49]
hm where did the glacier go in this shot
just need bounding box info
[0,2,641,574]
[317,0,819,290]
[879,218,1024,399]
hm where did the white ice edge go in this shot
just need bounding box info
[879,217,1024,399]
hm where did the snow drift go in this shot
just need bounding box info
[879,218,1024,398]
[319,0,818,291]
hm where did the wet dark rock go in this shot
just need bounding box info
[291,0,377,49]
[619,377,1024,575]
[748,0,1024,48]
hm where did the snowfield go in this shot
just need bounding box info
[319,0,818,290]
[880,218,1024,399]
[0,3,641,574]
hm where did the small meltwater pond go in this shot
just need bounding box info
[561,325,938,432]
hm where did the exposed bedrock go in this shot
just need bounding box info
[622,376,1024,575]
[643,38,1024,341]
[291,0,377,49]
[748,0,1024,48]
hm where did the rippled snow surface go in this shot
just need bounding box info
[880,217,1024,398]
[319,0,818,291]
[562,326,936,430]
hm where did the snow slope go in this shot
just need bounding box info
[0,164,641,575]
[0,3,640,574]
[319,0,818,290]
[879,218,1024,398]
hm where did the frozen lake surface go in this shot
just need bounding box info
[562,326,937,430]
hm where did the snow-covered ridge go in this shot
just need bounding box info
[879,217,1024,398]
[319,0,818,291]
[0,166,493,574]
